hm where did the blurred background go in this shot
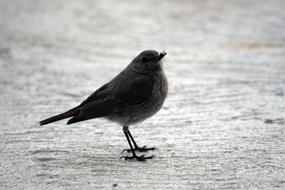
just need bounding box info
[0,0,284,189]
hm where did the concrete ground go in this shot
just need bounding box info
[0,0,285,189]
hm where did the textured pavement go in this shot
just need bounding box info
[0,0,285,189]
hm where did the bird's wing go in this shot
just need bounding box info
[67,74,154,124]
[79,82,110,106]
[113,74,154,105]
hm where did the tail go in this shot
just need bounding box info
[39,108,78,126]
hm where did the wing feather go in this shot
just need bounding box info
[67,74,154,124]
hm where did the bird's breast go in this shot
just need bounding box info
[106,70,168,126]
[127,71,168,124]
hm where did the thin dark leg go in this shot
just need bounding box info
[124,129,157,152]
[120,126,154,161]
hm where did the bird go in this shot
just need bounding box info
[40,50,168,161]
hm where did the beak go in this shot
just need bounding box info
[158,50,167,60]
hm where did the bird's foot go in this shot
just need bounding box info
[122,146,157,153]
[120,154,155,161]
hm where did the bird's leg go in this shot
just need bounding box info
[121,127,157,153]
[127,129,157,152]
[120,126,154,161]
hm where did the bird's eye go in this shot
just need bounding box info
[142,56,147,62]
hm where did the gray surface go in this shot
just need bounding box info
[0,0,285,189]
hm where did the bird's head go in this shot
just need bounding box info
[130,50,167,73]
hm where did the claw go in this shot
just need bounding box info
[120,154,154,161]
[119,156,126,160]
[121,146,157,153]
[121,149,129,153]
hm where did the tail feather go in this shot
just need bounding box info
[40,108,78,126]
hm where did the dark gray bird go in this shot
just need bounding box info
[40,50,168,161]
